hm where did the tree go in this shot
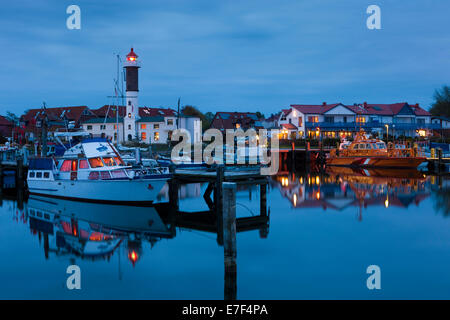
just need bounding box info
[5,111,20,126]
[430,85,450,118]
[255,112,265,119]
[181,105,210,131]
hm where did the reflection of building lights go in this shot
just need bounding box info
[293,194,297,206]
[300,177,303,184]
[384,195,389,208]
[315,176,320,185]
[316,192,320,200]
[308,177,311,185]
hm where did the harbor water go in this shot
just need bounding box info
[0,168,449,299]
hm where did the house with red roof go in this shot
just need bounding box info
[276,102,437,139]
[20,106,97,142]
[0,115,13,139]
[210,112,264,132]
[81,106,199,144]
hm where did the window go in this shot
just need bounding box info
[154,132,160,141]
[111,170,127,179]
[103,157,115,166]
[359,144,365,149]
[88,157,104,168]
[288,118,292,124]
[36,172,42,178]
[71,160,78,172]
[114,157,124,166]
[167,119,174,125]
[44,172,50,178]
[128,113,131,118]
[308,116,319,123]
[128,134,132,141]
[353,144,359,150]
[128,124,131,130]
[100,125,106,130]
[79,159,89,169]
[114,124,117,129]
[417,118,425,124]
[140,124,147,129]
[154,124,159,129]
[88,171,99,180]
[128,101,131,106]
[298,117,303,127]
[60,160,72,172]
[87,125,92,130]
[29,171,35,178]
[343,117,347,123]
[114,133,117,141]
[100,171,112,180]
[356,116,366,123]
[141,132,147,140]
[366,144,372,149]
[324,116,334,123]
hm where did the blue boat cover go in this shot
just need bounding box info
[430,142,450,152]
[82,138,109,143]
[28,158,54,170]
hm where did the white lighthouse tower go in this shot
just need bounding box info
[124,48,140,141]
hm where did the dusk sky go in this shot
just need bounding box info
[0,0,448,117]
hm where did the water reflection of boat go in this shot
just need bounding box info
[26,195,173,262]
[272,168,430,217]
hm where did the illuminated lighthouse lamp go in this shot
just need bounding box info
[124,48,140,67]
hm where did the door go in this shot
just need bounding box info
[70,160,78,180]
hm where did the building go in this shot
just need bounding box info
[0,116,13,138]
[277,102,437,139]
[20,106,96,142]
[431,116,450,138]
[80,48,201,144]
[210,112,264,132]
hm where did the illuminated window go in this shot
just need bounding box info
[60,160,71,172]
[128,113,131,118]
[235,123,241,128]
[298,117,303,127]
[88,157,104,168]
[167,119,174,125]
[103,157,115,166]
[154,132,159,141]
[356,116,366,123]
[154,124,159,129]
[114,157,124,166]
[114,125,117,129]
[79,159,89,169]
[86,125,92,130]
[141,132,147,140]
[308,116,318,123]
[140,124,146,129]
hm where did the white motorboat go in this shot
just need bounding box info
[27,138,171,204]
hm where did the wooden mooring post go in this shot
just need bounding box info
[215,165,225,245]
[223,182,237,300]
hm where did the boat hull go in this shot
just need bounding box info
[326,156,426,168]
[27,178,168,205]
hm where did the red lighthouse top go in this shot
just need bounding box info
[126,48,138,62]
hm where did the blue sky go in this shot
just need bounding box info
[0,0,448,116]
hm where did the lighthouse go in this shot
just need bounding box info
[124,48,140,141]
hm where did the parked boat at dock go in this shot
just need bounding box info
[27,138,170,204]
[326,129,426,168]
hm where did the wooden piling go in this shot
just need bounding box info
[223,182,237,300]
[260,183,267,217]
[216,165,225,245]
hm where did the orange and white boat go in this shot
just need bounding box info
[326,129,426,168]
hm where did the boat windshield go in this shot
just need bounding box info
[103,157,116,166]
[89,157,104,168]
[114,157,124,166]
[377,143,386,149]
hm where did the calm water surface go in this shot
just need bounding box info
[0,168,449,299]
